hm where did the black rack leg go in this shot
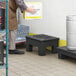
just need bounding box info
[58,53,66,59]
[26,44,33,52]
[38,45,46,56]
[51,46,57,53]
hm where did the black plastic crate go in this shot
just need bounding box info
[0,41,4,65]
[26,34,59,56]
[0,8,5,30]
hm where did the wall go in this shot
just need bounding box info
[19,0,76,40]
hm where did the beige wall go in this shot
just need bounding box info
[19,0,76,40]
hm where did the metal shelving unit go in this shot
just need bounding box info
[0,0,8,76]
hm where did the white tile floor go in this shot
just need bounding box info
[0,47,76,76]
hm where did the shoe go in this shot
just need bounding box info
[9,50,25,54]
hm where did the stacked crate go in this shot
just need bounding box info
[0,1,6,29]
[0,8,5,30]
[0,41,4,65]
[16,24,29,42]
[0,0,8,76]
[0,1,6,65]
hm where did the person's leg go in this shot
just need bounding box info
[9,30,25,54]
[9,30,17,50]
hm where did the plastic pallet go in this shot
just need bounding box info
[26,34,59,56]
[57,46,76,59]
